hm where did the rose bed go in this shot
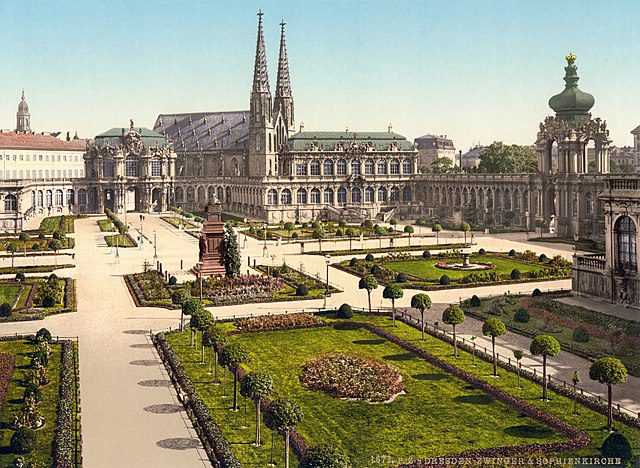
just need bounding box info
[300,353,403,403]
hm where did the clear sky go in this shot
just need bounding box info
[1,0,638,151]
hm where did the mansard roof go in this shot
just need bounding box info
[286,131,414,151]
[0,131,86,151]
[154,111,249,153]
[94,127,168,148]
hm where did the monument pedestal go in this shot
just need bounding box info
[197,199,226,276]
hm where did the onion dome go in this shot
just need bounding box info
[548,53,594,123]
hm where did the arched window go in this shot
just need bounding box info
[267,189,278,205]
[231,158,239,176]
[390,159,400,175]
[66,189,74,205]
[217,187,224,201]
[337,159,347,175]
[225,187,231,203]
[4,194,17,212]
[378,187,388,202]
[46,190,53,207]
[104,159,114,178]
[403,186,412,202]
[378,160,388,175]
[365,187,374,203]
[37,190,43,207]
[572,198,578,218]
[402,159,413,174]
[187,187,195,202]
[281,188,292,205]
[350,160,361,175]
[125,155,140,177]
[197,186,206,202]
[324,188,334,204]
[390,186,400,202]
[208,186,216,200]
[323,160,334,176]
[615,215,637,271]
[78,189,87,205]
[365,159,375,175]
[310,188,321,204]
[337,187,347,204]
[297,188,307,204]
[175,187,184,203]
[296,162,308,176]
[351,187,362,203]
[310,160,321,176]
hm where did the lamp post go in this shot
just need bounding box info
[574,233,580,297]
[153,229,158,263]
[115,234,120,263]
[262,222,268,257]
[197,262,204,301]
[325,254,331,294]
[139,214,144,248]
[243,231,248,249]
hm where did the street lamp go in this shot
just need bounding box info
[115,234,120,263]
[139,214,144,248]
[325,254,331,294]
[197,262,204,301]
[243,231,248,249]
[153,229,158,263]
[262,222,268,257]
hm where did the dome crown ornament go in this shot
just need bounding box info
[565,52,577,64]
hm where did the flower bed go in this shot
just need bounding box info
[53,340,78,468]
[302,243,467,256]
[235,313,327,333]
[300,354,403,403]
[0,277,76,323]
[254,264,341,295]
[0,353,16,406]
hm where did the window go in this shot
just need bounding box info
[390,186,400,202]
[378,160,388,175]
[55,189,63,205]
[187,187,195,202]
[324,188,334,204]
[56,170,61,178]
[390,159,400,174]
[365,187,374,203]
[572,198,578,218]
[310,160,320,176]
[26,170,30,178]
[281,189,292,205]
[197,186,206,202]
[297,188,307,204]
[351,187,362,203]
[19,170,23,178]
[337,159,347,175]
[615,215,637,271]
[3,194,17,212]
[152,159,162,177]
[66,189,74,205]
[267,189,278,205]
[350,160,361,175]
[586,193,594,215]
[63,170,67,178]
[296,163,308,176]
[39,170,43,178]
[104,159,114,177]
[378,187,388,202]
[402,159,413,174]
[365,159,375,175]
[323,160,334,176]
[310,188,321,204]
[403,186,412,202]
[46,190,53,206]
[337,187,347,204]
[26,155,30,161]
[37,191,43,207]
[125,155,140,177]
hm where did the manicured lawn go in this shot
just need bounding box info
[0,340,62,467]
[97,219,117,232]
[161,216,198,230]
[0,284,22,306]
[104,234,137,248]
[168,325,564,465]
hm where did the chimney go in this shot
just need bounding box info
[66,131,70,141]
[299,122,305,132]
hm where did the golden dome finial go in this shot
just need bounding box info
[565,52,577,64]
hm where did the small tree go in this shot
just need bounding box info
[461,222,470,244]
[202,325,228,383]
[358,275,378,314]
[403,225,414,246]
[264,398,304,468]
[442,305,465,356]
[411,293,431,341]
[240,372,274,446]
[589,357,627,431]
[382,284,403,327]
[345,228,356,250]
[572,370,580,414]
[7,243,17,268]
[283,222,295,238]
[224,224,241,277]
[312,228,325,252]
[530,335,560,401]
[181,298,203,338]
[432,223,442,245]
[512,350,523,388]
[47,239,63,266]
[482,317,506,377]
[220,342,251,412]
[190,310,214,363]
[19,232,30,257]
[535,217,547,237]
[301,444,352,468]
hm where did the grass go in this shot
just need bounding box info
[0,264,75,275]
[168,325,565,465]
[529,236,603,253]
[0,339,63,467]
[160,216,198,230]
[97,219,117,232]
[0,284,22,307]
[104,234,137,248]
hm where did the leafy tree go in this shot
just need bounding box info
[442,305,465,356]
[19,232,30,257]
[512,350,523,388]
[482,317,506,377]
[431,156,453,173]
[190,309,214,363]
[535,217,547,238]
[589,357,627,431]
[240,372,274,446]
[6,243,17,268]
[301,444,352,468]
[181,298,203,337]
[202,325,228,383]
[283,222,295,238]
[224,224,241,277]
[264,398,303,468]
[411,293,431,341]
[47,239,64,266]
[461,222,470,244]
[477,141,537,173]
[382,284,403,327]
[403,225,414,246]
[312,228,325,251]
[530,335,560,401]
[220,342,251,412]
[432,223,442,245]
[345,228,356,249]
[358,275,378,314]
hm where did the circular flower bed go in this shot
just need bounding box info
[435,260,495,271]
[300,354,403,403]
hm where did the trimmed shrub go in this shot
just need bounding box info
[171,289,191,305]
[478,248,486,255]
[489,302,503,316]
[15,272,26,282]
[168,276,177,286]
[0,302,12,317]
[335,229,343,237]
[365,253,375,262]
[311,221,322,229]
[510,269,521,280]
[42,296,55,308]
[24,384,42,404]
[38,233,46,240]
[370,265,381,275]
[514,308,530,323]
[601,432,633,464]
[35,328,52,343]
[439,275,451,285]
[532,288,542,297]
[349,258,357,267]
[422,250,431,259]
[508,249,517,257]
[363,219,374,228]
[396,273,407,283]
[470,295,481,307]
[52,229,65,240]
[31,243,40,251]
[48,273,58,280]
[11,427,37,455]
[538,253,548,262]
[301,444,352,468]
[272,270,280,278]
[572,327,590,343]
[296,284,309,297]
[337,303,353,319]
[292,232,299,239]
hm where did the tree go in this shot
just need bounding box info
[19,232,30,257]
[220,342,251,412]
[512,350,523,388]
[482,317,506,377]
[6,243,17,268]
[224,224,241,277]
[535,217,547,238]
[264,398,303,468]
[283,222,295,238]
[358,275,378,314]
[181,298,203,336]
[312,228,325,252]
[190,309,214,363]
[47,239,63,266]
[432,223,442,245]
[240,371,274,446]
[589,357,627,431]
[345,228,356,250]
[530,335,560,401]
[461,222,470,244]
[442,305,465,356]
[411,293,431,341]
[431,156,453,173]
[477,141,537,173]
[202,325,228,383]
[301,444,352,468]
[382,284,403,327]
[572,370,580,414]
[403,225,414,246]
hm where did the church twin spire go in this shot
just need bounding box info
[252,11,270,94]
[276,21,292,99]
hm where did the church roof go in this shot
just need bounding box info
[0,131,86,151]
[94,127,168,148]
[286,131,414,151]
[153,111,249,152]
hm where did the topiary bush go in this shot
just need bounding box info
[337,303,353,319]
[168,276,177,286]
[335,229,343,236]
[349,258,357,267]
[0,302,12,317]
[35,328,52,343]
[439,275,451,285]
[365,253,374,262]
[601,432,633,464]
[395,273,407,283]
[572,327,590,343]
[510,269,521,280]
[31,243,40,251]
[508,249,517,256]
[301,444,352,468]
[478,248,486,255]
[296,284,309,296]
[48,273,58,280]
[15,272,26,282]
[470,295,481,307]
[370,265,381,275]
[538,253,548,262]
[532,288,542,297]
[514,308,530,323]
[292,232,299,239]
[422,250,431,259]
[42,296,55,308]
[11,427,37,454]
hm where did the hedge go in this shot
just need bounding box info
[53,340,77,467]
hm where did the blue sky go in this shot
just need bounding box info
[1,0,638,151]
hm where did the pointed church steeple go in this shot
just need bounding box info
[273,20,294,133]
[252,10,270,94]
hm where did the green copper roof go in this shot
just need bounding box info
[548,54,594,124]
[286,131,414,151]
[94,127,169,148]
